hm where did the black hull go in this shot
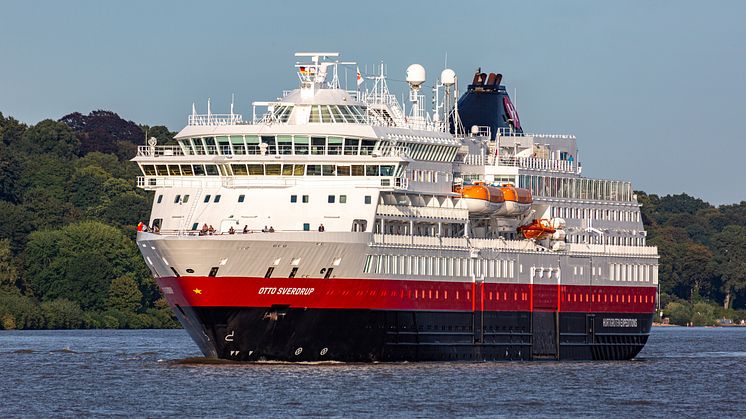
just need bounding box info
[174,306,652,362]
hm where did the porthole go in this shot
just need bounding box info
[186,268,195,273]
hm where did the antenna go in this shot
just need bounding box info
[230,94,235,117]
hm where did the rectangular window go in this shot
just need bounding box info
[205,165,219,176]
[265,164,281,176]
[203,195,211,203]
[214,195,221,203]
[364,195,372,204]
[293,135,309,155]
[303,223,310,231]
[247,164,264,175]
[307,165,322,176]
[231,164,248,176]
[311,137,326,155]
[290,195,297,203]
[344,138,360,155]
[238,195,245,203]
[302,195,309,203]
[174,195,181,203]
[340,195,347,203]
[157,195,163,204]
[328,195,335,203]
[192,164,206,176]
[183,195,190,203]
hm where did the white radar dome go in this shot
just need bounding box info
[440,68,456,86]
[406,64,426,87]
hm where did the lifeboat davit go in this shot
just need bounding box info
[454,182,505,215]
[496,185,533,216]
[517,219,556,240]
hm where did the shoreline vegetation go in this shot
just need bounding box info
[1,110,745,330]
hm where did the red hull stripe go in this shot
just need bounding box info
[157,276,656,314]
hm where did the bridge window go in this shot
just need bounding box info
[265,164,281,176]
[205,165,219,176]
[294,136,309,155]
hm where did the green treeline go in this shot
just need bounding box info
[1,110,745,329]
[638,193,746,325]
[0,111,177,329]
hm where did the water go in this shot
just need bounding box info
[1,328,744,418]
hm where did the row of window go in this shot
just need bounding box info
[178,136,379,157]
[518,174,633,202]
[141,163,400,178]
[609,263,658,283]
[175,136,456,162]
[410,169,452,183]
[364,254,516,278]
[567,234,644,246]
[268,104,370,124]
[143,163,221,177]
[157,193,374,206]
[551,206,640,223]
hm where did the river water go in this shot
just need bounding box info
[0,327,744,418]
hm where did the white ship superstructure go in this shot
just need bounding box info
[134,53,658,361]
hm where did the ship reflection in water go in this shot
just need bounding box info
[0,329,744,417]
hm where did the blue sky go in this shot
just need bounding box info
[1,0,744,204]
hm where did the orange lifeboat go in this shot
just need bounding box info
[497,185,533,216]
[517,219,556,240]
[454,182,505,215]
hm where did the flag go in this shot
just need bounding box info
[356,66,363,87]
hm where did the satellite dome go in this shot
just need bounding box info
[406,64,426,87]
[440,68,456,86]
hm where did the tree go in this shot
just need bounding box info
[15,119,79,159]
[0,239,17,288]
[59,110,144,156]
[41,299,84,329]
[0,112,27,146]
[0,289,44,329]
[0,201,34,254]
[70,165,110,211]
[106,275,143,313]
[0,144,23,203]
[24,221,143,310]
[712,225,746,309]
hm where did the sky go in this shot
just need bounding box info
[1,0,745,204]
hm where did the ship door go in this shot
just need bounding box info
[531,266,560,359]
[473,277,485,344]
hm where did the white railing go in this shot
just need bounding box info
[497,156,580,173]
[137,145,185,157]
[136,176,213,189]
[371,233,658,256]
[188,113,244,126]
[376,204,469,220]
[566,243,659,256]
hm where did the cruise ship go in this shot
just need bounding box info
[134,53,659,361]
